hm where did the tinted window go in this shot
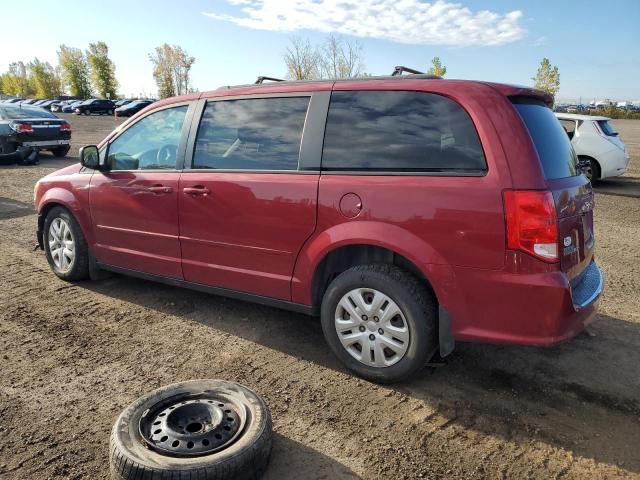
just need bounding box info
[596,120,617,136]
[322,91,486,172]
[193,97,309,170]
[514,101,577,179]
[107,105,188,170]
[0,106,57,119]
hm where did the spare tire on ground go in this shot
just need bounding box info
[110,379,272,480]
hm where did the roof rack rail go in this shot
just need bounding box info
[391,66,424,76]
[255,76,285,84]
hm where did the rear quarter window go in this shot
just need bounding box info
[321,91,487,173]
[514,100,578,179]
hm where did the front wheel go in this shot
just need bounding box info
[321,264,437,383]
[43,206,89,281]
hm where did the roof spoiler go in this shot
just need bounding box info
[508,87,554,108]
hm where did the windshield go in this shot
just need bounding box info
[514,100,578,179]
[0,105,57,119]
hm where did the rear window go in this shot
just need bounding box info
[596,120,617,136]
[514,101,577,179]
[322,91,487,173]
[0,105,57,119]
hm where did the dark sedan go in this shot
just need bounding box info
[62,101,84,113]
[114,99,154,117]
[0,104,71,165]
[74,98,115,115]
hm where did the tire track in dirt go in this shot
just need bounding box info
[0,226,637,479]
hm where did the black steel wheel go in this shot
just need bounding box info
[110,380,272,480]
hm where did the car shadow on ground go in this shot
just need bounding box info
[593,175,640,198]
[83,275,640,473]
[264,433,360,480]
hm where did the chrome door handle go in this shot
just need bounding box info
[147,185,173,194]
[183,186,211,196]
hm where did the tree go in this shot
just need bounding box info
[427,57,446,77]
[284,37,319,80]
[318,35,365,79]
[1,62,34,97]
[532,58,560,97]
[149,44,195,98]
[28,58,63,98]
[58,45,92,98]
[86,41,118,99]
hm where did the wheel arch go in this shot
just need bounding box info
[310,243,439,311]
[578,154,601,180]
[37,190,94,250]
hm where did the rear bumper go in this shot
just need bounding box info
[446,261,603,346]
[600,148,630,178]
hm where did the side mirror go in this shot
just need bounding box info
[80,145,100,170]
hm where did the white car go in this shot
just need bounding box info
[555,113,630,181]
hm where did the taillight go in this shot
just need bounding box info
[10,122,34,133]
[503,190,558,262]
[60,122,71,132]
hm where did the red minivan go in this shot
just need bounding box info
[34,70,603,383]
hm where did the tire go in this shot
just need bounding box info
[579,156,600,183]
[107,109,114,115]
[51,145,70,158]
[43,206,89,281]
[321,264,437,383]
[110,380,272,480]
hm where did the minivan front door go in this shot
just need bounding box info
[90,104,191,278]
[178,95,324,300]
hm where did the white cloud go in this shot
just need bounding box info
[202,0,526,47]
[533,35,548,47]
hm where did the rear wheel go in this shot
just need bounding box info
[580,156,600,182]
[51,145,70,158]
[43,206,89,281]
[107,109,114,115]
[321,264,437,383]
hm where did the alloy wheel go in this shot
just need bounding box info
[48,217,75,272]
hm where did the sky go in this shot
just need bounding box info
[1,0,639,101]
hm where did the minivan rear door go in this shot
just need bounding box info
[513,100,594,283]
[178,93,328,301]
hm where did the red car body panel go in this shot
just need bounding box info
[35,78,600,348]
[178,172,318,299]
[89,171,183,278]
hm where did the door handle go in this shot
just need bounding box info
[147,185,173,194]
[183,186,211,196]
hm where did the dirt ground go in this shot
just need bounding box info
[0,114,639,480]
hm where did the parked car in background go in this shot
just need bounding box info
[556,113,630,181]
[62,101,84,113]
[114,99,153,117]
[2,98,23,104]
[34,72,602,383]
[0,104,71,165]
[114,99,133,108]
[51,100,75,113]
[21,99,41,105]
[74,99,115,115]
[38,100,58,111]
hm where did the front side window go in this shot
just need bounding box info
[192,96,310,170]
[322,91,487,172]
[107,105,188,170]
